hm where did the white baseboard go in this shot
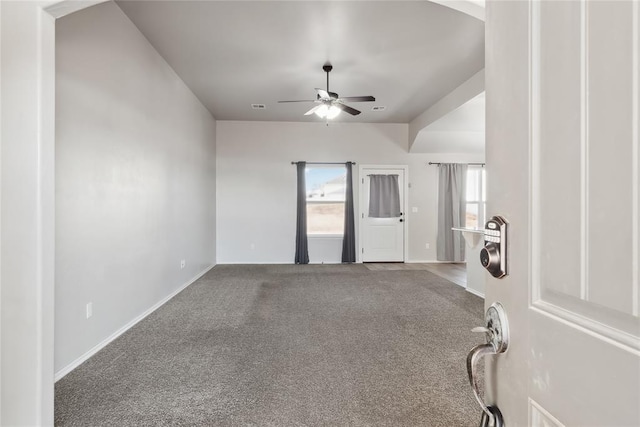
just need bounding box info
[406,260,467,264]
[215,261,290,265]
[54,264,215,382]
[466,287,485,299]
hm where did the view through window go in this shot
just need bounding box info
[465,166,486,228]
[306,166,346,235]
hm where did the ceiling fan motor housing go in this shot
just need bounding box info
[317,92,339,100]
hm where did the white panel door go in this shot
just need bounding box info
[485,1,639,426]
[360,166,406,262]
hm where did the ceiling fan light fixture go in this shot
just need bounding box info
[326,105,341,119]
[314,104,330,118]
[314,104,341,119]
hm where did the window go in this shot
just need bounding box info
[306,166,346,235]
[465,166,486,228]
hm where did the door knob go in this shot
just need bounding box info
[467,302,509,425]
[399,218,404,222]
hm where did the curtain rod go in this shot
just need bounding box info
[291,161,355,165]
[428,162,485,166]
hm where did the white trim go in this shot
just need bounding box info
[0,5,3,422]
[308,234,343,239]
[54,264,215,382]
[35,6,58,421]
[44,0,109,19]
[531,301,640,354]
[529,0,541,307]
[579,0,590,302]
[428,0,485,22]
[632,0,639,317]
[466,287,485,299]
[35,8,45,422]
[529,398,565,427]
[215,261,299,265]
[2,3,69,423]
[406,259,467,265]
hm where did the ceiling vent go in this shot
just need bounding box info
[371,106,386,111]
[251,104,266,110]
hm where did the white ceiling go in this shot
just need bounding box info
[115,1,485,124]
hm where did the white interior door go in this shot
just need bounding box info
[485,1,640,425]
[360,166,406,262]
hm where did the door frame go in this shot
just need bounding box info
[0,1,109,424]
[0,1,483,424]
[358,165,409,263]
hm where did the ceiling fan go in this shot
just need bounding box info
[278,64,375,119]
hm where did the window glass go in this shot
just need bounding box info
[466,168,481,202]
[306,166,346,235]
[466,203,479,229]
[465,166,486,228]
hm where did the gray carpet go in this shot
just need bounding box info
[55,264,484,426]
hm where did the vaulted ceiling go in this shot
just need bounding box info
[116,1,485,124]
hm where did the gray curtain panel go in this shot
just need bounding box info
[436,163,468,262]
[294,162,309,264]
[341,162,356,263]
[368,174,401,218]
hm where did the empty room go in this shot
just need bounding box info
[1,1,638,426]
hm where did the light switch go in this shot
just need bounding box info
[412,207,418,213]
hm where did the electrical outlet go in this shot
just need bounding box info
[180,259,186,269]
[250,243,255,250]
[86,302,93,319]
[425,243,430,250]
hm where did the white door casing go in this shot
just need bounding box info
[486,1,640,426]
[359,166,408,263]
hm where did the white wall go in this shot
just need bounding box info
[216,120,483,264]
[55,2,217,375]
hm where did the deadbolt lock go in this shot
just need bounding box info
[480,216,508,278]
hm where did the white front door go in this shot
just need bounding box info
[359,166,406,262]
[485,1,639,425]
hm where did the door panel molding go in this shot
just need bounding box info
[529,398,564,427]
[531,302,640,353]
[530,0,640,348]
[632,0,639,318]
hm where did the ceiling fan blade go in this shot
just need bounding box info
[315,89,331,100]
[335,103,361,116]
[304,105,323,116]
[278,100,316,103]
[339,96,376,102]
